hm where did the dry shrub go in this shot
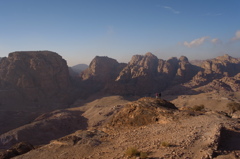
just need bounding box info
[227,102,240,113]
[140,151,148,159]
[125,147,140,157]
[192,104,205,111]
[125,147,148,158]
[161,141,170,147]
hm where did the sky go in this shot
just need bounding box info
[0,0,240,66]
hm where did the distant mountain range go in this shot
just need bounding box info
[0,51,240,158]
[80,52,240,96]
[71,64,88,74]
[0,51,239,111]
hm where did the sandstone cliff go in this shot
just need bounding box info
[0,51,74,110]
[186,54,240,89]
[80,53,240,96]
[105,53,199,95]
[81,56,126,82]
[79,56,126,97]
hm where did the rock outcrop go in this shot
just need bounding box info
[186,54,240,89]
[0,110,87,149]
[0,51,74,110]
[107,97,178,129]
[0,142,34,159]
[197,73,240,92]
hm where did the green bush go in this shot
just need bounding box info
[227,102,240,113]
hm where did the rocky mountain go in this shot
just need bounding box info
[0,52,239,104]
[71,64,88,74]
[79,53,240,96]
[0,51,80,135]
[0,51,74,110]
[78,56,126,97]
[80,56,126,82]
[1,51,236,103]
[0,51,240,158]
[185,54,240,89]
[80,52,200,95]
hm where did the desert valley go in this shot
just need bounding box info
[0,51,240,159]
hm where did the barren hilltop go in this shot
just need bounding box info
[0,51,240,159]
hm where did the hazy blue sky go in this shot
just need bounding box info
[0,0,240,66]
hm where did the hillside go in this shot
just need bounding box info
[0,51,240,159]
[4,96,239,159]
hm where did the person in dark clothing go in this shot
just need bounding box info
[156,92,162,99]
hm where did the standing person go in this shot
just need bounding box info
[156,92,162,99]
[155,93,159,99]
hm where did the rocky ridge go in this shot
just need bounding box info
[110,52,198,95]
[81,53,240,96]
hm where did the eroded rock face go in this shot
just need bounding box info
[187,54,240,89]
[81,56,126,82]
[174,56,201,84]
[78,53,240,96]
[79,56,126,97]
[197,73,240,92]
[203,54,239,76]
[0,51,73,109]
[116,52,159,81]
[105,53,199,95]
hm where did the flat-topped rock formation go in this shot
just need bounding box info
[0,51,74,110]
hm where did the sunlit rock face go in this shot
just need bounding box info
[105,53,199,95]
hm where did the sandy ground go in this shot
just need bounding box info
[14,111,240,159]
[12,92,240,159]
